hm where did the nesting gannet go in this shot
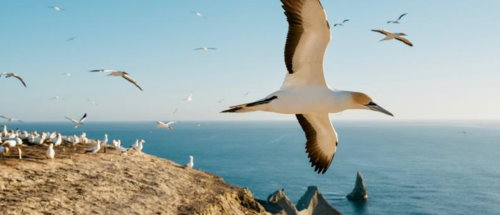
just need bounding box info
[185,155,194,169]
[0,115,23,123]
[222,0,393,174]
[387,13,408,24]
[371,29,413,47]
[51,133,62,146]
[85,140,101,153]
[89,69,143,91]
[46,144,55,159]
[333,19,350,27]
[2,137,23,159]
[1,73,27,88]
[194,47,217,51]
[65,113,87,128]
[157,121,177,130]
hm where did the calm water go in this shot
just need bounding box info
[10,121,500,215]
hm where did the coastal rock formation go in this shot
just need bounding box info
[346,171,368,201]
[258,186,341,215]
[0,144,266,215]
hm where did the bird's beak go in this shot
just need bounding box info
[366,102,394,117]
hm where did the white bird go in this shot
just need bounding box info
[51,133,62,146]
[89,69,143,91]
[65,113,87,128]
[185,155,194,169]
[157,121,177,130]
[129,139,145,152]
[387,13,408,24]
[46,144,55,159]
[49,6,65,12]
[2,137,23,159]
[333,19,349,27]
[0,115,23,123]
[222,0,393,174]
[194,47,217,51]
[85,140,101,153]
[63,72,72,77]
[372,29,413,47]
[1,73,27,88]
[184,92,193,102]
[49,96,65,101]
[192,11,206,19]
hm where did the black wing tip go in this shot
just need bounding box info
[221,107,242,113]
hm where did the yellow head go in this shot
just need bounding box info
[350,92,393,117]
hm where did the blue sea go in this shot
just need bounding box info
[11,121,500,215]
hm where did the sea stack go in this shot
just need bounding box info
[346,171,368,201]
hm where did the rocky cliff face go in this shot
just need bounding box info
[0,144,267,215]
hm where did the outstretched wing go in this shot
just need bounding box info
[281,0,331,89]
[13,75,27,88]
[79,113,87,123]
[398,13,408,21]
[65,116,78,124]
[371,29,390,36]
[121,74,143,91]
[396,37,413,47]
[296,113,338,174]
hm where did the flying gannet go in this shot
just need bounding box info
[371,29,413,47]
[157,121,177,130]
[387,13,408,24]
[194,47,217,51]
[65,113,87,128]
[184,92,193,102]
[192,11,206,19]
[89,69,143,91]
[0,115,23,123]
[333,19,350,27]
[1,73,27,88]
[222,0,393,174]
[66,36,77,42]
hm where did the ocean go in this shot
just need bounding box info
[10,121,500,215]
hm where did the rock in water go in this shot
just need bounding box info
[347,171,368,201]
[258,186,341,215]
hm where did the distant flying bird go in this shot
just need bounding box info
[192,11,206,19]
[333,19,349,27]
[387,13,408,24]
[49,96,65,101]
[185,155,194,169]
[65,113,87,128]
[48,6,65,12]
[62,72,72,77]
[0,115,23,123]
[372,29,413,47]
[217,98,224,103]
[157,121,177,130]
[87,98,98,106]
[1,73,27,88]
[243,91,250,97]
[194,47,217,51]
[66,36,77,42]
[222,0,394,174]
[89,69,143,91]
[184,92,193,102]
[172,108,179,114]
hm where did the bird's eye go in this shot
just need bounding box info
[366,101,376,106]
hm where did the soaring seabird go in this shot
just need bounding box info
[372,29,413,47]
[65,113,87,128]
[222,0,393,174]
[387,13,408,24]
[0,115,23,123]
[194,47,217,51]
[333,19,349,27]
[90,69,143,91]
[48,6,65,12]
[1,73,27,88]
[157,121,177,130]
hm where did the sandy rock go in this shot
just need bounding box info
[0,144,267,215]
[346,171,368,201]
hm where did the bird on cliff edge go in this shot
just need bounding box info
[222,0,393,174]
[185,155,194,169]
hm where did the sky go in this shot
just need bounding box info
[1,0,500,122]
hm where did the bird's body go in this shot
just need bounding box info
[222,0,393,174]
[372,29,413,47]
[157,121,176,130]
[89,69,143,91]
[185,155,194,169]
[0,115,23,123]
[46,144,55,159]
[1,73,27,88]
[194,47,217,51]
[86,140,101,153]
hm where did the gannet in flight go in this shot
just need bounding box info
[387,13,408,24]
[63,72,72,77]
[1,73,27,88]
[333,19,350,27]
[222,0,393,174]
[65,113,87,128]
[89,69,143,91]
[49,6,65,12]
[66,36,77,42]
[192,11,206,19]
[157,121,177,130]
[372,29,413,47]
[0,115,23,123]
[49,96,65,101]
[185,155,194,169]
[184,92,193,102]
[194,47,217,51]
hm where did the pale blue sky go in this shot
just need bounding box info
[1,0,499,121]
